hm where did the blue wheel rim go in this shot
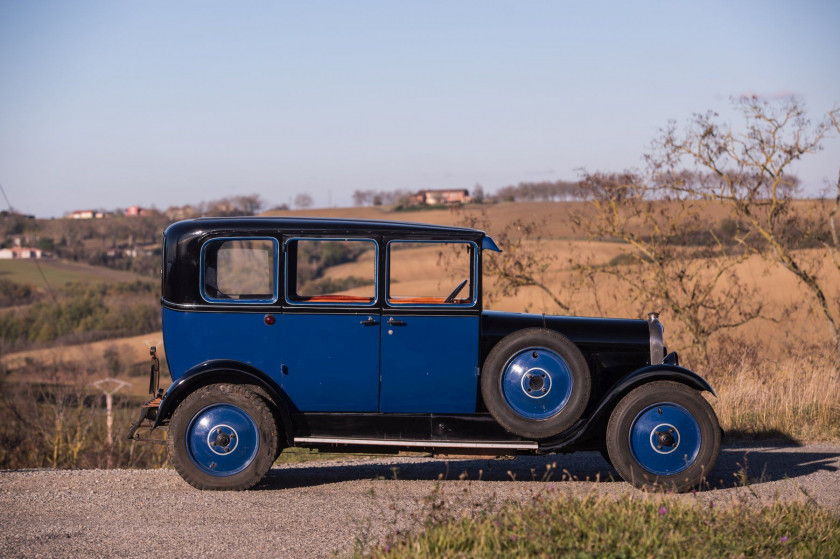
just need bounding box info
[500,347,573,420]
[186,403,260,477]
[629,403,701,476]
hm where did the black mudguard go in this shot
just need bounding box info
[538,364,715,452]
[153,360,295,446]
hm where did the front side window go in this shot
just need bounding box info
[286,238,377,304]
[202,238,277,302]
[387,241,475,306]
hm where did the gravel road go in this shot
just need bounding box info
[2,442,838,558]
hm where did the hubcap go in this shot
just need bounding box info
[629,403,701,476]
[501,347,573,420]
[186,404,260,476]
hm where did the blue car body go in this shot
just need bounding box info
[137,216,712,456]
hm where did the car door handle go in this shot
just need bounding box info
[387,318,406,326]
[360,317,379,326]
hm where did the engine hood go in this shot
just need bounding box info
[480,310,651,360]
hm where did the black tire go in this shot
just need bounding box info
[481,328,591,439]
[605,381,721,492]
[167,383,278,490]
[246,385,287,463]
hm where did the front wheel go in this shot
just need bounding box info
[605,381,720,492]
[167,384,278,490]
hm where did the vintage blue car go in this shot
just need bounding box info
[129,217,721,491]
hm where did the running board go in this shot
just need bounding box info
[293,437,538,450]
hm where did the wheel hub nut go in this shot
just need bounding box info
[215,432,231,448]
[657,431,676,447]
[528,375,543,391]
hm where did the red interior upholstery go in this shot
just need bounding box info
[297,295,373,303]
[389,297,470,305]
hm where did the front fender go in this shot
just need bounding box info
[153,360,294,446]
[604,364,715,400]
[539,364,715,452]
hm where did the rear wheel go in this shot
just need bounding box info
[605,381,720,492]
[168,384,278,490]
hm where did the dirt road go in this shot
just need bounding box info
[2,442,838,558]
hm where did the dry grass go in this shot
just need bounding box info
[702,350,840,442]
[357,491,840,558]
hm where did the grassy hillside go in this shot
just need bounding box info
[263,199,834,240]
[0,258,149,287]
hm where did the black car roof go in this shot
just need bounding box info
[161,216,501,306]
[169,216,487,237]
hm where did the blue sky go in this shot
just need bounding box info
[1,1,838,217]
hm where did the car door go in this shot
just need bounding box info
[279,237,381,412]
[379,240,480,413]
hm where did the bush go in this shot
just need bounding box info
[0,281,160,352]
[0,278,39,308]
[0,363,167,469]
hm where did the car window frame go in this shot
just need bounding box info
[385,239,478,308]
[199,236,280,305]
[283,236,379,307]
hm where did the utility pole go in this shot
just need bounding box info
[92,377,131,467]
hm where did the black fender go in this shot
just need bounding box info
[538,365,715,452]
[153,360,294,447]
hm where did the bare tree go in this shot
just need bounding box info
[352,190,371,206]
[456,207,572,312]
[571,171,765,358]
[234,194,264,216]
[294,193,314,209]
[494,180,582,202]
[827,109,840,277]
[472,184,485,204]
[655,96,840,347]
[351,189,413,207]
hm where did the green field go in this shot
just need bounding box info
[0,259,148,287]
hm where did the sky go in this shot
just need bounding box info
[1,1,839,218]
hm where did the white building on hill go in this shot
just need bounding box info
[0,247,45,259]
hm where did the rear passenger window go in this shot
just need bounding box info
[201,238,278,302]
[387,241,475,305]
[285,238,377,304]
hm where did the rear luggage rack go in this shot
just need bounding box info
[127,346,166,444]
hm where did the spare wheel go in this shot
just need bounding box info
[481,328,591,439]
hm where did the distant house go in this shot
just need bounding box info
[165,205,197,220]
[125,206,146,217]
[0,247,44,259]
[412,189,471,206]
[68,209,104,219]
